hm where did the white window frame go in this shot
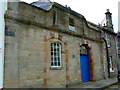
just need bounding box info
[109,56,114,72]
[51,43,61,68]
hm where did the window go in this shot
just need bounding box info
[53,10,57,25]
[105,33,111,48]
[109,56,114,72]
[69,18,74,27]
[80,45,88,54]
[51,43,61,67]
[116,40,119,50]
[69,18,75,31]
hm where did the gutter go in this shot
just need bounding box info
[0,1,7,89]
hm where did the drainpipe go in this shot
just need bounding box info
[0,1,7,89]
[102,37,110,78]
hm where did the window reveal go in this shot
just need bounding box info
[53,10,57,25]
[69,18,74,27]
[69,18,75,31]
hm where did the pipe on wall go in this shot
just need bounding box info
[102,37,110,78]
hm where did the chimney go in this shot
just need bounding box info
[105,9,114,31]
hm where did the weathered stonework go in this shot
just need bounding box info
[117,33,120,68]
[3,2,119,88]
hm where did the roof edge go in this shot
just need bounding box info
[52,2,85,19]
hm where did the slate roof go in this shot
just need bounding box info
[31,0,52,10]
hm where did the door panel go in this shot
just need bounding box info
[80,54,91,82]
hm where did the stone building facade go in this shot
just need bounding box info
[117,32,120,67]
[3,1,119,88]
[118,33,120,59]
[101,9,118,78]
[101,27,118,78]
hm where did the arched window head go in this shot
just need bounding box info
[51,43,61,67]
[80,45,88,54]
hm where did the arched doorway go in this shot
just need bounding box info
[80,45,91,82]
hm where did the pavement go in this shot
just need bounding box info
[68,77,117,89]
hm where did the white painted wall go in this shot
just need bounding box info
[0,0,7,88]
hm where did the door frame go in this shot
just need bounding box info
[79,43,95,82]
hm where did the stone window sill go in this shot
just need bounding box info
[50,66,62,70]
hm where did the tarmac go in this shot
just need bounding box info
[68,77,117,89]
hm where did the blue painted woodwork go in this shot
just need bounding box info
[80,46,91,82]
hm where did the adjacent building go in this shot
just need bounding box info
[116,32,120,68]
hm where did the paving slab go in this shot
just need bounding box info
[68,77,117,89]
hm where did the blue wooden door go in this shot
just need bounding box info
[80,46,91,82]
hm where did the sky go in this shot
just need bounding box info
[118,2,120,32]
[21,0,119,32]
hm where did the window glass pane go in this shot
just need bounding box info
[58,53,60,57]
[51,43,54,47]
[80,46,87,54]
[51,52,53,55]
[54,43,56,46]
[55,62,57,66]
[54,52,56,57]
[57,48,59,52]
[58,62,60,66]
[51,47,53,51]
[54,57,57,62]
[51,57,53,61]
[51,62,53,66]
[54,48,56,52]
[57,44,59,48]
[58,58,60,62]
